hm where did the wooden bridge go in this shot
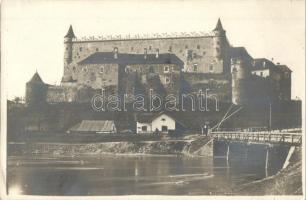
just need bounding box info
[212,131,302,146]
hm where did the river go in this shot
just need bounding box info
[7,152,282,196]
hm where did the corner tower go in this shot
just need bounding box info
[212,18,226,60]
[26,71,47,106]
[64,25,75,66]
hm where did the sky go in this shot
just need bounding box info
[1,0,305,100]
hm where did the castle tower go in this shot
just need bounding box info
[26,71,47,105]
[231,58,250,105]
[62,25,76,82]
[64,25,75,66]
[212,18,226,60]
[230,47,253,105]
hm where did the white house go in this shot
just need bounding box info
[136,112,184,134]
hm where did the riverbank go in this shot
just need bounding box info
[8,135,214,158]
[236,147,302,195]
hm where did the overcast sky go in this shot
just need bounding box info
[2,0,305,100]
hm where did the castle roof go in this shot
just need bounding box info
[64,25,76,38]
[277,64,292,72]
[230,47,252,60]
[252,58,292,72]
[213,18,224,31]
[252,58,278,71]
[78,52,184,67]
[28,72,44,84]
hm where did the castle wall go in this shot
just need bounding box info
[128,63,181,95]
[46,85,78,103]
[46,85,100,103]
[68,36,229,74]
[71,63,119,90]
[183,73,231,102]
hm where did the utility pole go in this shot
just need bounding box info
[269,102,272,132]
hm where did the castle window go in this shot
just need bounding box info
[125,66,130,73]
[180,49,183,53]
[149,46,152,50]
[83,66,88,72]
[165,77,170,84]
[216,48,220,53]
[193,64,198,72]
[187,50,193,60]
[66,47,68,50]
[168,46,172,52]
[96,48,99,52]
[161,118,166,121]
[197,45,200,49]
[100,66,104,74]
[203,51,206,55]
[142,126,147,131]
[164,66,169,73]
[73,67,76,71]
[79,47,83,52]
[260,72,263,77]
[185,45,188,49]
[217,41,220,45]
[131,47,134,51]
[149,66,154,73]
[209,65,214,72]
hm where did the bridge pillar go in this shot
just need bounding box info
[265,147,269,177]
[244,143,248,160]
[226,143,230,164]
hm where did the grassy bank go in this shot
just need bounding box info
[236,147,302,195]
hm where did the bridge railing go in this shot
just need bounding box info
[212,132,302,146]
[214,127,301,133]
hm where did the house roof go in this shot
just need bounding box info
[28,72,44,84]
[136,111,186,127]
[64,25,76,38]
[78,52,184,67]
[69,120,116,133]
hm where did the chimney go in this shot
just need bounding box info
[114,47,118,59]
[144,48,147,59]
[156,48,159,58]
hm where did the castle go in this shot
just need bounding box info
[26,19,292,107]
